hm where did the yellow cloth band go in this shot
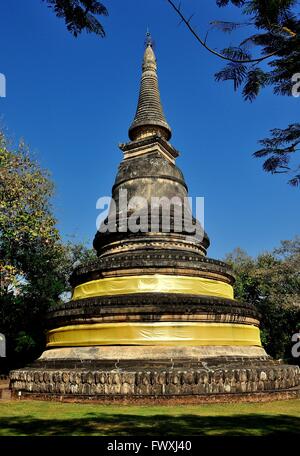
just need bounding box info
[47,322,261,347]
[72,275,234,301]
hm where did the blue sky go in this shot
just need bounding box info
[0,0,299,260]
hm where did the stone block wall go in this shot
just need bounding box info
[10,364,300,398]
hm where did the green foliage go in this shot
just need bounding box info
[43,0,108,37]
[225,238,300,361]
[217,0,246,7]
[242,67,268,101]
[0,132,96,369]
[253,124,300,186]
[0,132,62,366]
[14,331,36,354]
[58,240,98,295]
[214,0,300,185]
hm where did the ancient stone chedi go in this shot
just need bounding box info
[11,39,299,398]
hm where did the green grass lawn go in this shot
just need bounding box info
[0,399,299,436]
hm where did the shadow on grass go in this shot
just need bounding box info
[0,413,299,436]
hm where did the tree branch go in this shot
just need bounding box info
[166,0,276,63]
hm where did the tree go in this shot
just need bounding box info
[42,0,108,37]
[0,132,65,367]
[0,132,97,369]
[225,238,300,361]
[57,240,97,300]
[167,0,300,186]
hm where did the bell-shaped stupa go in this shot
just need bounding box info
[10,36,300,400]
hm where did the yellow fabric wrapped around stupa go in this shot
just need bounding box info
[72,274,234,301]
[47,322,261,347]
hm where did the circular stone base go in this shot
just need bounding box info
[11,387,300,404]
[38,345,268,361]
[10,357,300,401]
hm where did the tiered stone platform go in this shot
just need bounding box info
[10,346,300,401]
[10,37,300,402]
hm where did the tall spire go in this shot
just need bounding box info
[128,34,172,142]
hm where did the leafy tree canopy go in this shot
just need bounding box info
[0,132,96,368]
[43,0,108,37]
[225,237,300,360]
[167,0,300,186]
